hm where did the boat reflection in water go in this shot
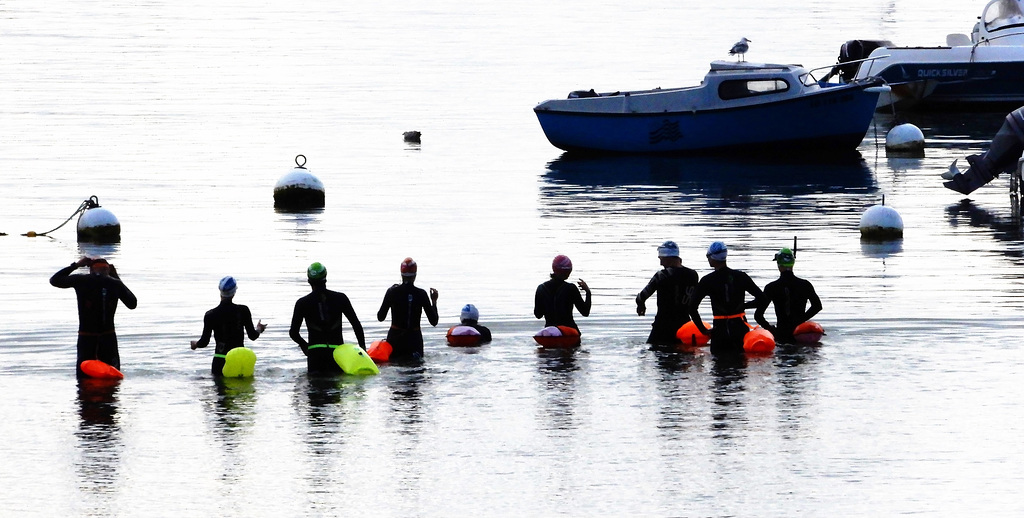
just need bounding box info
[540,152,878,218]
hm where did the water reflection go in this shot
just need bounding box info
[709,356,747,440]
[77,242,121,260]
[539,153,877,220]
[75,378,122,495]
[771,344,822,440]
[946,199,1024,244]
[535,348,581,432]
[647,346,704,439]
[275,209,323,242]
[204,377,257,454]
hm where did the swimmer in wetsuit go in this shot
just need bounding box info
[688,242,766,359]
[534,254,591,334]
[290,262,366,374]
[754,248,822,344]
[458,303,492,343]
[50,257,138,377]
[190,276,266,376]
[377,257,438,361]
[636,240,699,346]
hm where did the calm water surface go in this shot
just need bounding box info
[2,1,1023,516]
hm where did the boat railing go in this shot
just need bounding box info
[810,54,891,84]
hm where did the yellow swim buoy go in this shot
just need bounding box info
[332,344,380,375]
[222,347,257,378]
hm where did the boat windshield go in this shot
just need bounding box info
[984,0,1024,31]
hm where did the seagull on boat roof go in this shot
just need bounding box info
[729,37,751,62]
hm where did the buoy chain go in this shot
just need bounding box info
[23,196,98,237]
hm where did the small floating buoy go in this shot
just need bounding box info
[793,321,825,344]
[222,347,257,378]
[403,131,421,143]
[743,327,775,355]
[77,197,121,243]
[676,321,711,348]
[533,325,581,348]
[80,359,124,379]
[367,340,392,363]
[447,325,482,347]
[332,344,379,375]
[885,123,925,155]
[273,155,325,210]
[859,197,904,240]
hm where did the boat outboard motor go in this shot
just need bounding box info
[944,106,1024,195]
[826,39,894,82]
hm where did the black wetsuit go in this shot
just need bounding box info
[534,278,591,333]
[377,282,438,360]
[291,287,365,374]
[50,263,138,377]
[460,321,492,343]
[689,266,765,358]
[193,300,261,375]
[754,270,822,343]
[636,266,699,345]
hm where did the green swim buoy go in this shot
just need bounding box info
[222,347,257,378]
[331,344,379,375]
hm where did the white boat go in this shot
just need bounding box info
[534,60,885,155]
[838,0,1024,110]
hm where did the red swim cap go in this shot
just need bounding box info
[552,254,572,273]
[400,257,417,277]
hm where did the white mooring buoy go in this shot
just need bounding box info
[859,196,904,240]
[885,123,925,155]
[273,155,325,210]
[77,197,121,243]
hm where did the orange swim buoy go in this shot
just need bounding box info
[793,321,825,344]
[80,359,124,380]
[743,327,776,355]
[447,325,482,347]
[676,321,712,348]
[533,325,581,348]
[367,340,392,363]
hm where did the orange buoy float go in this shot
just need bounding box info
[447,325,482,347]
[793,321,825,344]
[533,325,581,348]
[676,321,712,348]
[367,340,392,363]
[80,359,124,380]
[743,326,776,355]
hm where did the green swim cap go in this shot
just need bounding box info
[774,248,795,267]
[307,262,327,280]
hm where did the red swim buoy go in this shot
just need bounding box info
[793,321,825,344]
[447,326,482,347]
[743,327,776,355]
[533,325,581,348]
[367,340,392,363]
[676,321,712,348]
[80,359,124,380]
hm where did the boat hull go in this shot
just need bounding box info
[858,47,1024,110]
[534,85,880,154]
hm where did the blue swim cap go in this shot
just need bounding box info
[219,276,237,297]
[657,240,679,258]
[706,241,728,261]
[461,303,480,321]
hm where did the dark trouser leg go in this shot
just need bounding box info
[945,107,1024,194]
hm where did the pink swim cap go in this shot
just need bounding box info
[552,254,573,273]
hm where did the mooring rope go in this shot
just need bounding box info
[22,195,100,237]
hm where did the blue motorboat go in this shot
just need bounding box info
[533,60,885,155]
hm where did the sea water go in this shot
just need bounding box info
[2,0,1023,516]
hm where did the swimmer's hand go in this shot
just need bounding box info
[190,340,199,350]
[256,320,267,333]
